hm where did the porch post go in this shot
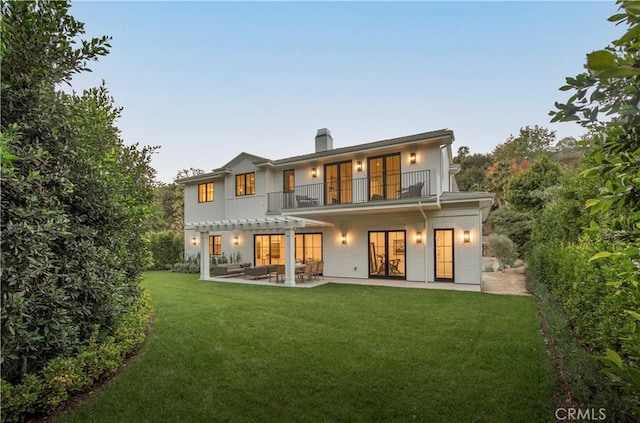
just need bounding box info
[284,228,296,287]
[200,231,210,281]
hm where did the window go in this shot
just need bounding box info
[295,233,323,263]
[255,233,323,266]
[283,169,295,193]
[255,234,284,265]
[209,235,221,256]
[236,172,255,196]
[198,182,214,203]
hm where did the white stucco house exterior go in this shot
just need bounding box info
[177,128,493,287]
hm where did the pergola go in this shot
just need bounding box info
[185,216,333,286]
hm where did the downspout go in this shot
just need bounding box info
[437,144,448,209]
[418,201,429,284]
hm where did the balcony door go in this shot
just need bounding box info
[368,230,406,279]
[368,154,400,200]
[324,161,352,205]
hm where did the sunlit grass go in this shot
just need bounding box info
[56,272,555,422]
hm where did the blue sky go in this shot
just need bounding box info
[69,1,622,183]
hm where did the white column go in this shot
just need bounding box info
[200,231,209,281]
[284,228,296,287]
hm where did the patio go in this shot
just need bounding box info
[205,274,482,292]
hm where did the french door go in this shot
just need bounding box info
[324,161,352,205]
[368,154,401,200]
[368,231,406,279]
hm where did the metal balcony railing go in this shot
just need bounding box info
[267,169,431,212]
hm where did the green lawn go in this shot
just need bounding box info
[56,272,555,423]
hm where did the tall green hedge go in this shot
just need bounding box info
[1,0,155,385]
[146,231,184,270]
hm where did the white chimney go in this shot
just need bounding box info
[315,128,333,152]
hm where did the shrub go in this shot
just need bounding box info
[487,234,517,271]
[0,290,152,423]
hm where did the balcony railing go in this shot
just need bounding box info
[267,170,431,212]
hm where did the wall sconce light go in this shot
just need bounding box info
[356,161,363,172]
[232,236,239,246]
[410,152,417,164]
[340,233,347,245]
[416,232,423,243]
[311,167,317,178]
[191,237,197,246]
[463,231,470,243]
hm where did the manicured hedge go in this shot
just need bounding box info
[0,290,152,423]
[528,241,630,355]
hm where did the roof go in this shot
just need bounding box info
[176,129,454,183]
[256,128,454,167]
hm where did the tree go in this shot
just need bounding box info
[455,152,494,191]
[492,125,556,163]
[1,0,155,384]
[551,0,640,415]
[504,156,562,212]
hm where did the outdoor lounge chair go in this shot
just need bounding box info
[400,182,424,198]
[296,195,318,207]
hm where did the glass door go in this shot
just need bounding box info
[255,234,285,266]
[434,229,454,281]
[368,231,406,279]
[368,154,401,201]
[324,161,352,205]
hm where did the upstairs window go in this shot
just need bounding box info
[283,169,295,193]
[236,172,255,196]
[198,182,214,203]
[209,235,221,256]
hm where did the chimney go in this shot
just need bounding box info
[315,128,333,152]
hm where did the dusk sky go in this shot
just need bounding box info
[69,1,622,183]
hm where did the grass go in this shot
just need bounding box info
[55,272,555,423]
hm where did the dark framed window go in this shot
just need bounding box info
[198,182,214,203]
[434,229,454,281]
[209,235,221,256]
[236,172,255,196]
[283,169,295,193]
[294,233,323,263]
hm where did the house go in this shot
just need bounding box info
[177,128,493,288]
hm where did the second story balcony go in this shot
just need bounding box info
[267,170,431,212]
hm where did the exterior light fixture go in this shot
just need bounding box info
[416,232,423,243]
[340,233,347,245]
[410,152,417,164]
[232,236,239,246]
[463,231,470,243]
[191,237,197,246]
[356,161,363,172]
[311,167,318,178]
